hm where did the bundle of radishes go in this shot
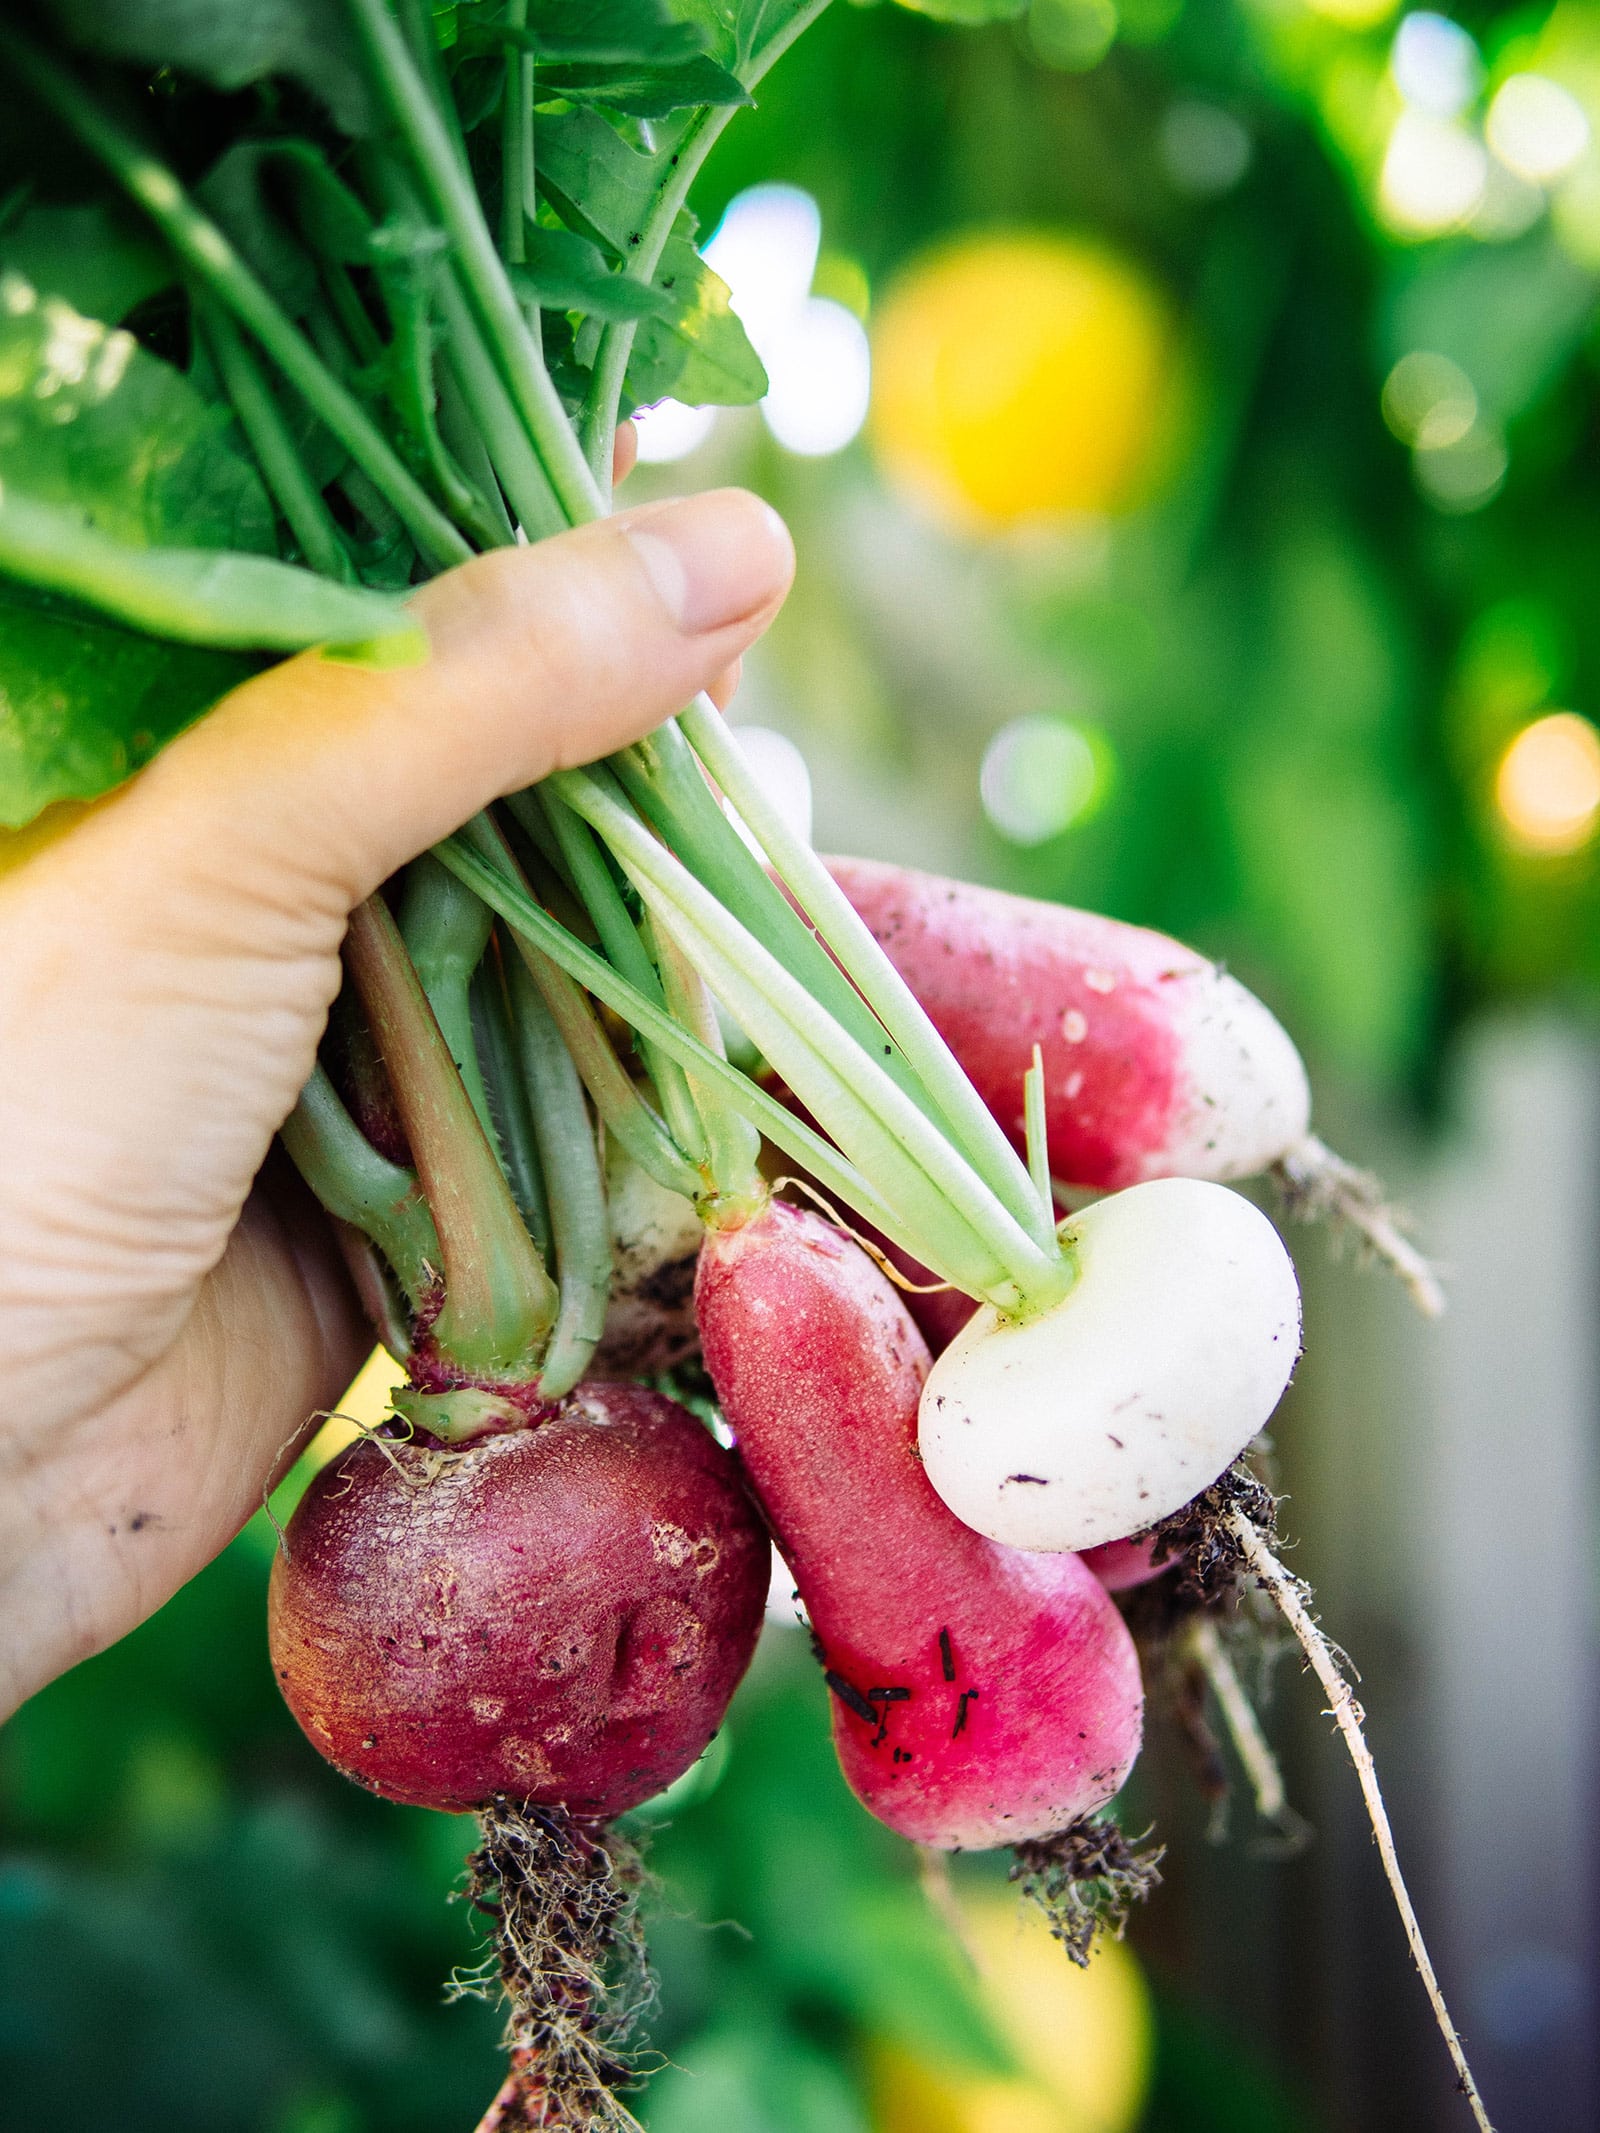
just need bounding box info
[0,4,1488,2129]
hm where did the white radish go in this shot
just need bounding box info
[918,1178,1302,1552]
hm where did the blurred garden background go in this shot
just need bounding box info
[4,0,1600,2127]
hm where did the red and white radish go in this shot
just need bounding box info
[919,1177,1301,1554]
[828,856,1309,1193]
[587,1139,705,1380]
[268,1383,768,1819]
[695,1198,1144,1851]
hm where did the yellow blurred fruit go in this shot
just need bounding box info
[870,231,1175,529]
[866,1888,1153,2133]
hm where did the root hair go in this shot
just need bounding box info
[1226,1512,1496,2133]
[1274,1134,1445,1319]
[1009,1815,1163,1967]
[454,1800,653,2132]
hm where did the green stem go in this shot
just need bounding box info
[501,0,531,266]
[398,854,495,1132]
[1023,1045,1053,1222]
[435,832,1004,1299]
[436,267,567,540]
[279,1064,441,1307]
[0,24,470,573]
[578,0,836,478]
[553,768,1067,1314]
[521,787,704,1164]
[344,894,555,1374]
[504,955,612,1398]
[343,0,603,525]
[198,307,354,582]
[680,694,1056,1252]
[651,915,763,1214]
[608,729,942,1126]
[472,945,553,1258]
[461,817,701,1200]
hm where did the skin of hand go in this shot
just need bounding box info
[0,457,794,1718]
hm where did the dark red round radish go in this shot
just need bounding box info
[268,1384,768,1819]
[695,1199,1144,1851]
[827,856,1309,1192]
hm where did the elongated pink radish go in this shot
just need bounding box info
[827,856,1309,1192]
[920,1177,1301,1554]
[269,1383,768,1819]
[695,1199,1144,1850]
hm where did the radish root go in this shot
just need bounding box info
[1274,1135,1446,1319]
[1227,1513,1495,2133]
[1009,1815,1163,1966]
[454,1801,652,2131]
[1188,1615,1291,1830]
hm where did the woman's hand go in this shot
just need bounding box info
[0,475,794,1717]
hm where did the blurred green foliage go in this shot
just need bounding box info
[687,0,1600,1100]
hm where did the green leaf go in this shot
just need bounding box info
[541,53,751,115]
[519,0,710,64]
[0,490,424,657]
[510,228,674,321]
[535,105,668,250]
[40,0,377,137]
[0,278,275,555]
[0,202,172,325]
[0,582,256,828]
[624,229,767,408]
[671,0,821,69]
[890,0,1028,21]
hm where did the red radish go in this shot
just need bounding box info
[827,856,1310,1193]
[1082,1536,1164,1593]
[268,1384,768,1819]
[919,1177,1301,1554]
[695,1198,1144,1851]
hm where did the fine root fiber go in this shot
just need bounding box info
[1009,1814,1163,1968]
[455,1799,653,2132]
[1274,1134,1446,1319]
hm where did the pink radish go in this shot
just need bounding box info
[827,856,1309,1193]
[268,1383,768,1819]
[694,1198,1144,1851]
[1082,1536,1165,1593]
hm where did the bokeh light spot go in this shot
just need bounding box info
[1494,712,1600,854]
[980,716,1111,845]
[1486,73,1591,186]
[704,185,872,457]
[633,398,718,464]
[1391,13,1482,120]
[1380,110,1487,233]
[1381,349,1477,446]
[1159,101,1253,195]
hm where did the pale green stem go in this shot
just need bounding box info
[1024,1045,1053,1222]
[651,915,764,1212]
[279,1065,440,1307]
[681,692,1057,1254]
[434,831,943,1278]
[398,854,495,1132]
[553,768,1068,1314]
[504,955,611,1398]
